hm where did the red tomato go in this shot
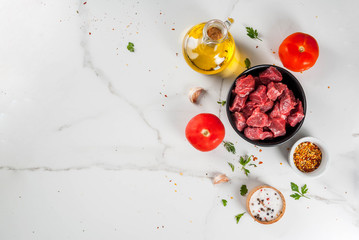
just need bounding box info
[185,113,225,152]
[279,32,319,72]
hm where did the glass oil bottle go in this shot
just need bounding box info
[182,18,242,76]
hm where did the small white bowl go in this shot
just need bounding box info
[289,137,329,178]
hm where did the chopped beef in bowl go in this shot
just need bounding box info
[226,65,306,146]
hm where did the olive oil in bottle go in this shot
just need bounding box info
[182,18,240,75]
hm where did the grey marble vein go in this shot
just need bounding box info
[0,163,211,180]
[217,78,225,118]
[57,113,102,131]
[77,7,169,162]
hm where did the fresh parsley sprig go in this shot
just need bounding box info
[239,155,255,176]
[240,185,248,196]
[223,141,235,154]
[244,58,251,69]
[246,27,262,41]
[227,162,235,172]
[127,42,135,52]
[217,100,226,106]
[222,199,227,206]
[235,212,245,224]
[290,182,310,200]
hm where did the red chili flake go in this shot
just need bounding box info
[169,180,172,182]
[328,86,330,89]
[256,46,258,48]
[89,32,91,35]
[83,2,87,4]
[293,142,322,172]
[171,28,175,30]
[267,198,269,201]
[259,161,263,164]
[272,51,276,54]
[253,157,258,161]
[176,53,178,56]
[164,94,168,97]
[259,149,262,152]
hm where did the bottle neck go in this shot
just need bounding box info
[202,18,233,45]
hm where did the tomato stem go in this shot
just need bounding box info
[201,129,210,137]
[299,46,305,53]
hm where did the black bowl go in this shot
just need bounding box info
[226,64,306,147]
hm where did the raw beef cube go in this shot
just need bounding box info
[229,95,248,112]
[279,89,297,116]
[234,75,255,97]
[259,99,274,113]
[244,127,273,140]
[233,112,247,132]
[269,102,288,120]
[287,100,304,127]
[268,117,287,137]
[267,82,287,101]
[259,66,283,85]
[241,101,257,118]
[269,102,281,119]
[249,85,268,105]
[246,108,270,127]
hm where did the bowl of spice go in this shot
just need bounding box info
[246,185,286,224]
[289,136,329,178]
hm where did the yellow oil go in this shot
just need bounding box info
[182,22,239,75]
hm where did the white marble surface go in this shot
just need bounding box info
[0,0,358,239]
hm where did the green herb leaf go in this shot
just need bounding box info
[249,163,257,167]
[244,155,252,165]
[290,182,310,200]
[239,156,245,165]
[228,162,235,172]
[240,185,248,196]
[127,42,135,52]
[290,193,301,200]
[239,155,255,176]
[217,100,226,106]
[222,199,227,206]
[244,58,251,69]
[246,27,262,41]
[290,182,299,192]
[235,212,246,224]
[301,184,308,194]
[223,141,236,154]
[243,168,250,176]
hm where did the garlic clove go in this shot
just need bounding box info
[188,87,204,103]
[213,174,230,184]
